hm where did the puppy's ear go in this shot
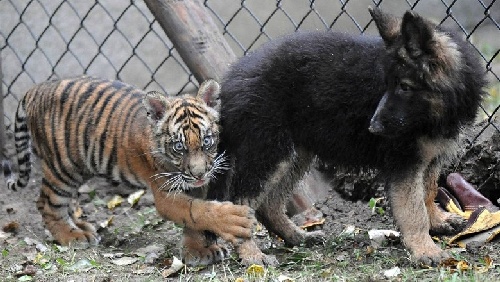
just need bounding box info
[401,10,434,57]
[369,7,401,46]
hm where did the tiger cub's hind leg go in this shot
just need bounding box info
[37,164,99,247]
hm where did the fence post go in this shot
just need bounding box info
[144,0,236,82]
[0,56,6,161]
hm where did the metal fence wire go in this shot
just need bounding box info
[1,0,499,140]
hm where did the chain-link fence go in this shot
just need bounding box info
[1,0,499,138]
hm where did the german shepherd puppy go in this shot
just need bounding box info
[206,8,486,265]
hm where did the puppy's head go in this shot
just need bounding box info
[368,7,463,138]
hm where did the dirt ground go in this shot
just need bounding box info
[0,122,499,281]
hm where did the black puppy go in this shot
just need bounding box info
[206,7,486,265]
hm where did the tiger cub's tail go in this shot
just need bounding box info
[3,98,31,191]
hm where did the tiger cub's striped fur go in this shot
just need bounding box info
[4,76,255,265]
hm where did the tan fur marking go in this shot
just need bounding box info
[418,137,458,164]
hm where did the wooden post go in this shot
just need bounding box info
[0,56,7,161]
[144,0,236,82]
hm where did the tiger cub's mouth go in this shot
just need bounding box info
[189,178,209,188]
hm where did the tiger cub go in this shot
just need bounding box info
[4,76,255,265]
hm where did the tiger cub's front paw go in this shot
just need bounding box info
[197,201,256,245]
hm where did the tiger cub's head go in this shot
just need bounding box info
[143,80,226,191]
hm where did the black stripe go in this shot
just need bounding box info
[16,138,30,151]
[106,91,142,177]
[15,123,27,132]
[187,108,207,120]
[96,86,131,169]
[63,79,90,172]
[14,134,29,142]
[15,115,26,122]
[14,140,29,151]
[58,79,78,116]
[115,97,143,186]
[46,199,69,209]
[18,171,30,178]
[43,158,78,188]
[118,94,143,138]
[47,81,77,187]
[172,110,188,124]
[42,178,73,198]
[106,97,138,179]
[83,84,114,160]
[16,153,30,165]
[74,82,98,170]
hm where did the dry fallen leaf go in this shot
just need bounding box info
[73,205,83,218]
[111,257,138,266]
[99,216,114,229]
[133,266,156,275]
[383,267,401,279]
[475,255,493,273]
[456,260,470,271]
[107,195,123,210]
[246,264,265,277]
[278,274,295,282]
[439,257,473,273]
[440,257,460,268]
[67,258,94,272]
[161,256,184,278]
[128,190,145,207]
[3,221,20,234]
[300,217,325,229]
[0,230,12,240]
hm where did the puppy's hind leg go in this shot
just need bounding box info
[257,149,324,247]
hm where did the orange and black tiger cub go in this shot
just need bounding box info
[3,76,255,266]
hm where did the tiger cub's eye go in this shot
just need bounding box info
[173,141,185,153]
[202,136,214,149]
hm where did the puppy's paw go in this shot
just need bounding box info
[238,239,278,266]
[406,236,449,267]
[412,247,450,267]
[303,230,326,246]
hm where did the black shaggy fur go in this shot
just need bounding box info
[208,8,487,265]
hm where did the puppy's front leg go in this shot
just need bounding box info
[388,171,448,266]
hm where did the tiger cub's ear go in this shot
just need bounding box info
[197,79,221,112]
[143,91,170,123]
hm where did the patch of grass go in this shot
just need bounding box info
[369,197,385,215]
